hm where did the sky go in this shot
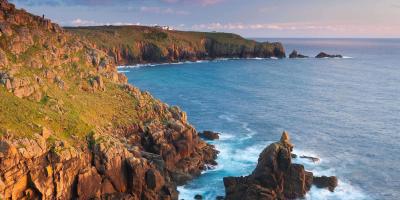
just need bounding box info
[9,0,400,38]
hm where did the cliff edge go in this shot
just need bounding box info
[0,1,217,199]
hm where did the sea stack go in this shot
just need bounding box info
[223,131,337,200]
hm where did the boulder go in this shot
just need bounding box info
[199,131,220,140]
[289,50,308,58]
[315,52,343,58]
[313,176,338,192]
[194,194,203,199]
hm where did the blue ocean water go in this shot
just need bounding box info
[121,38,400,200]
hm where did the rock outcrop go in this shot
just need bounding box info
[66,26,286,65]
[199,131,220,140]
[0,0,218,199]
[289,50,308,58]
[315,52,343,58]
[223,131,337,200]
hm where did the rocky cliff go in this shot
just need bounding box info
[0,0,217,199]
[66,26,286,65]
[223,131,337,200]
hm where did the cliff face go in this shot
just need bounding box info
[0,1,217,199]
[66,26,286,65]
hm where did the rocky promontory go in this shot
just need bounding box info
[223,131,337,200]
[66,26,286,65]
[0,0,218,199]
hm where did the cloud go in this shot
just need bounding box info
[190,22,350,32]
[11,0,223,6]
[140,6,189,15]
[71,18,98,26]
[70,18,141,26]
[161,0,223,6]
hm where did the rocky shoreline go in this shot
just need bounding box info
[0,0,341,199]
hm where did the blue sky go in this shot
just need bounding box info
[10,0,400,38]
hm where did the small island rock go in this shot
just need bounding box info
[223,131,338,200]
[315,52,343,58]
[289,50,308,58]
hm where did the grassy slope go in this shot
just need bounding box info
[0,5,150,144]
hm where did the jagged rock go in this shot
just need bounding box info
[223,131,335,200]
[316,52,343,58]
[199,131,220,140]
[313,176,338,192]
[289,50,308,58]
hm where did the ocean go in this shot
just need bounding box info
[120,38,400,200]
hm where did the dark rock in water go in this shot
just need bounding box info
[300,155,320,162]
[223,131,313,199]
[194,194,203,199]
[223,131,337,200]
[291,153,298,158]
[289,50,308,58]
[199,130,220,140]
[216,195,225,200]
[313,176,338,192]
[315,52,343,58]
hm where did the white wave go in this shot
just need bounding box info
[342,56,353,59]
[117,70,130,73]
[216,132,235,141]
[218,114,235,122]
[178,186,203,200]
[292,148,371,200]
[306,180,371,200]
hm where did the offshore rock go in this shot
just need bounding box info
[223,131,336,200]
[289,50,308,58]
[315,52,343,58]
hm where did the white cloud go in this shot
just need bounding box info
[140,6,189,15]
[71,18,98,26]
[161,0,223,6]
[70,19,141,27]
